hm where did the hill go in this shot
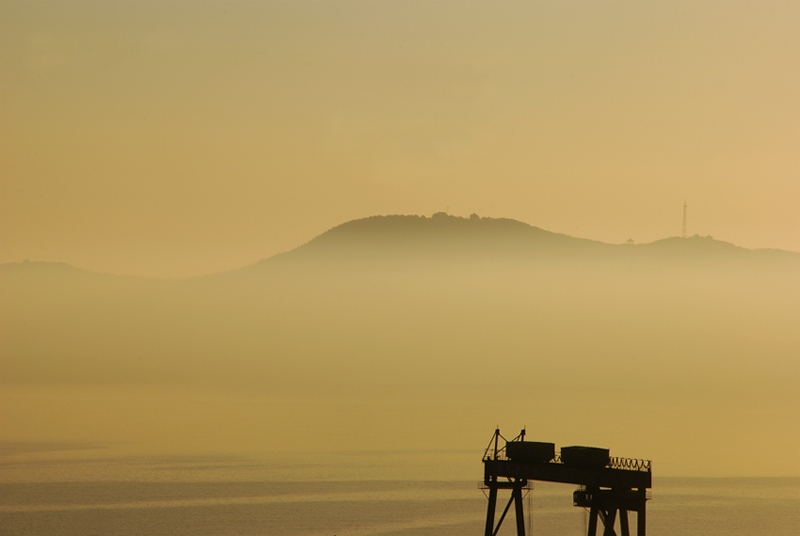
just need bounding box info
[3,214,796,278]
[0,213,798,474]
[245,213,798,271]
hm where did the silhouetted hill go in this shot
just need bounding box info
[244,213,799,271]
[256,213,606,266]
[0,260,145,286]
[2,215,798,280]
[0,261,84,275]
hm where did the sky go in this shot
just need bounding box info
[1,0,798,278]
[1,2,799,482]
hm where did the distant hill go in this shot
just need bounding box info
[255,213,605,265]
[2,214,798,278]
[245,213,798,270]
[0,260,84,274]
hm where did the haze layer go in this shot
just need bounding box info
[2,215,798,477]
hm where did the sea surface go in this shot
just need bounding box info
[1,446,797,536]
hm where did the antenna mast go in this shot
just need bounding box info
[681,202,687,238]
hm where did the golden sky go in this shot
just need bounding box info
[2,0,798,277]
[1,2,799,480]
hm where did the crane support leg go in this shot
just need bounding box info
[637,504,646,536]
[513,485,526,536]
[484,486,497,536]
[619,509,630,536]
[491,491,516,536]
[588,506,599,536]
[483,479,527,536]
[601,508,617,536]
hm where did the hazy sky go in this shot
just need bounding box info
[2,0,798,277]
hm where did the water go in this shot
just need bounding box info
[1,446,798,536]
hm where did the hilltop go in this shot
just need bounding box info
[2,213,798,278]
[258,213,604,264]
[246,213,796,270]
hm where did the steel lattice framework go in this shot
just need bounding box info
[482,428,652,536]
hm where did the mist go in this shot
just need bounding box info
[2,215,797,477]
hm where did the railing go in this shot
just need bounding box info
[484,448,651,473]
[482,444,508,461]
[607,456,651,472]
[482,447,508,461]
[551,454,651,473]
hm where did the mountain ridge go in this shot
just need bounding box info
[251,213,798,270]
[2,214,798,278]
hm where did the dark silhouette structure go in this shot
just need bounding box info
[482,429,651,536]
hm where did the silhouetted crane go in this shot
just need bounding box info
[482,428,651,536]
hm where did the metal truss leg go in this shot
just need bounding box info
[485,486,497,536]
[637,506,646,536]
[492,491,516,536]
[587,507,599,536]
[619,509,630,536]
[602,508,617,536]
[513,485,526,536]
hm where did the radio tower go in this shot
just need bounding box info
[681,202,687,238]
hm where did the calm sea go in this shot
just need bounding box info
[1,447,797,536]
